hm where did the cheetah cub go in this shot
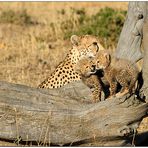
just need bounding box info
[75,57,103,103]
[94,50,139,97]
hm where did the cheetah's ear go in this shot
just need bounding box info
[104,52,111,63]
[74,65,81,74]
[70,35,79,46]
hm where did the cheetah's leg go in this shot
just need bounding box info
[116,75,129,97]
[91,90,101,103]
[91,84,102,103]
[108,80,117,98]
[129,76,137,94]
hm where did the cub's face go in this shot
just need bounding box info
[70,35,104,59]
[75,57,96,77]
[94,50,111,70]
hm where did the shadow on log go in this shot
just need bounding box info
[0,81,147,146]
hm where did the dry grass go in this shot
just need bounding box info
[0,2,147,144]
[0,2,128,87]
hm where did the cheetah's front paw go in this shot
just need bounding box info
[116,89,129,98]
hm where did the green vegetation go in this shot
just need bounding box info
[61,7,127,48]
[0,7,127,48]
[0,9,37,25]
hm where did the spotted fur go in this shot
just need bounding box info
[75,57,102,103]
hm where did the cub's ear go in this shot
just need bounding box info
[70,35,79,46]
[104,52,111,63]
[74,65,81,74]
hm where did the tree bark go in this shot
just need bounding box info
[142,4,148,101]
[0,1,148,146]
[115,2,147,63]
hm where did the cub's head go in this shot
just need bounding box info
[70,35,104,59]
[94,50,111,70]
[75,57,96,77]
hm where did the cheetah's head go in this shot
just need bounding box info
[94,50,111,70]
[70,35,104,59]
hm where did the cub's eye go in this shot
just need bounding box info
[97,61,100,63]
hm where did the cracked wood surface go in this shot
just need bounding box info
[0,81,147,146]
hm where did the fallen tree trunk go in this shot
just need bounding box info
[0,1,148,147]
[0,81,147,146]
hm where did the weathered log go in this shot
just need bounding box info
[0,81,147,146]
[0,1,148,146]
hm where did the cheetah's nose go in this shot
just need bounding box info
[91,65,96,72]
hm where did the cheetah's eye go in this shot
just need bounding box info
[93,42,97,45]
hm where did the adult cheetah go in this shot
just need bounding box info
[38,35,104,89]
